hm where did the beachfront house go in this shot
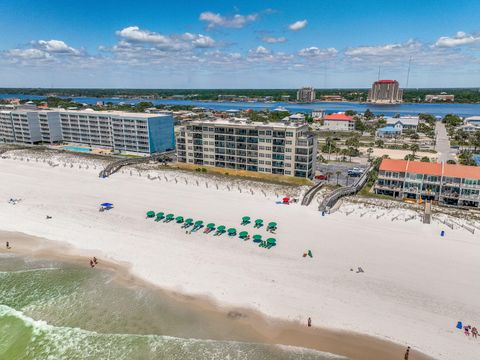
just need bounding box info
[175,118,317,179]
[374,158,480,208]
[376,126,402,138]
[384,116,419,133]
[322,113,355,131]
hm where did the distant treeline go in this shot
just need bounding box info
[0,87,479,103]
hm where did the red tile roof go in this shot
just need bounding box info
[407,161,442,176]
[379,158,408,172]
[379,159,480,179]
[324,113,354,121]
[443,163,480,179]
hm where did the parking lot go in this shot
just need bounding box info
[315,162,368,187]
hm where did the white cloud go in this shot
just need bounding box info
[288,20,308,31]
[35,40,81,55]
[434,31,480,47]
[7,48,50,60]
[116,26,171,45]
[199,11,257,29]
[115,26,215,51]
[262,36,287,43]
[191,34,216,48]
[298,47,337,59]
[345,40,421,57]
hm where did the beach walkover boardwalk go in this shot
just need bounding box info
[318,165,374,212]
[99,150,176,178]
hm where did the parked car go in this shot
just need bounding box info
[314,174,327,180]
[347,167,364,177]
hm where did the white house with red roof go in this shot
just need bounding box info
[323,113,355,131]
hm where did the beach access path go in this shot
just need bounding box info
[0,157,478,360]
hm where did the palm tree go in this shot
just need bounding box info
[367,147,373,161]
[325,171,333,183]
[410,143,420,159]
[335,170,341,185]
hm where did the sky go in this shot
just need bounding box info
[1,0,480,89]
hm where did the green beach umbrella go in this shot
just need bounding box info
[255,219,263,224]
[228,228,236,235]
[146,211,155,218]
[267,238,276,245]
[156,212,164,219]
[242,216,250,222]
[207,223,215,229]
[253,234,262,242]
[195,220,204,226]
[217,225,226,232]
[268,222,277,228]
[239,231,248,238]
[185,218,193,224]
[166,213,174,219]
[175,216,184,222]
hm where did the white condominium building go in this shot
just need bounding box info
[296,87,316,103]
[175,119,317,179]
[0,109,175,154]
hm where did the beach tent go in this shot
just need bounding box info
[207,223,215,229]
[241,216,250,224]
[282,197,290,204]
[175,216,184,223]
[101,202,113,208]
[252,234,262,242]
[146,211,155,218]
[267,222,277,229]
[239,231,248,238]
[267,238,276,245]
[227,228,237,235]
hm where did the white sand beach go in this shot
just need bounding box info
[0,152,479,360]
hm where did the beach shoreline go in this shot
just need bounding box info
[0,230,433,360]
[0,151,478,359]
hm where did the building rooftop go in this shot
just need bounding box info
[324,113,354,121]
[375,79,397,84]
[379,159,480,179]
[186,118,306,129]
[385,116,419,126]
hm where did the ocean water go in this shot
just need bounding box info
[0,254,346,360]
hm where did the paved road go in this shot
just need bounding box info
[435,122,456,162]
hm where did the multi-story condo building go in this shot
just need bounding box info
[375,159,480,208]
[175,119,317,179]
[367,80,403,104]
[0,109,175,155]
[296,87,316,103]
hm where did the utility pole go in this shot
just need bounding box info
[377,65,381,80]
[405,57,412,89]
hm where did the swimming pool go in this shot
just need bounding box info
[63,145,91,153]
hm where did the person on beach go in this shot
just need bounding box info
[307,317,312,327]
[464,325,470,336]
[93,257,98,265]
[472,326,478,338]
[90,259,95,268]
[404,346,410,360]
[6,241,11,249]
